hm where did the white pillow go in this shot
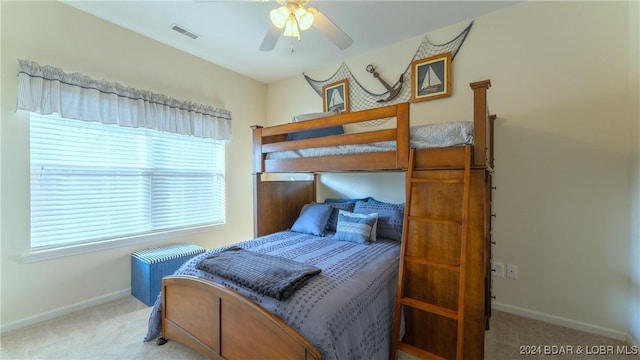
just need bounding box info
[291,109,339,122]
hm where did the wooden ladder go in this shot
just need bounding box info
[392,146,472,360]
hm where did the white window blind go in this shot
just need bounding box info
[30,113,225,250]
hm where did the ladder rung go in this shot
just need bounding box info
[411,178,464,184]
[397,342,447,360]
[408,215,461,226]
[404,256,461,271]
[400,297,459,320]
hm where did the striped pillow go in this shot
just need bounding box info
[333,210,378,244]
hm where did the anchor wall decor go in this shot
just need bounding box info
[366,64,403,103]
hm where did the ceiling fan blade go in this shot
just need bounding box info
[309,8,353,50]
[259,23,281,51]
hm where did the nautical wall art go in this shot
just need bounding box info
[323,79,349,113]
[411,52,452,102]
[304,21,473,119]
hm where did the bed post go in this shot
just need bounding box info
[250,125,317,237]
[251,125,264,174]
[252,125,264,237]
[396,102,410,169]
[469,80,491,168]
[253,173,263,238]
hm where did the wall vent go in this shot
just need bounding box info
[170,23,200,40]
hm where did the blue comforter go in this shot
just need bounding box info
[144,231,400,360]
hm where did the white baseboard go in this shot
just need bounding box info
[2,293,637,350]
[492,302,632,342]
[0,289,131,334]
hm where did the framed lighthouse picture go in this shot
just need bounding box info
[411,52,452,102]
[322,79,350,113]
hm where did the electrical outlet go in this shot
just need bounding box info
[491,261,505,277]
[507,264,518,279]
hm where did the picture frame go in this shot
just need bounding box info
[410,52,452,102]
[322,79,349,113]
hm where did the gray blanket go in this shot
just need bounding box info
[195,246,321,300]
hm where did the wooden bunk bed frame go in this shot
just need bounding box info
[159,79,494,360]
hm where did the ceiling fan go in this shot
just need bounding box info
[259,0,353,52]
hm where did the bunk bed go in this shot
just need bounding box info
[149,79,494,360]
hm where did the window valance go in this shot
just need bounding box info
[16,59,232,140]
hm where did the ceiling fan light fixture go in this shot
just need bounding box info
[261,0,352,52]
[294,7,313,30]
[283,14,300,39]
[269,6,289,29]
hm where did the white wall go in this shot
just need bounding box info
[267,1,638,344]
[0,1,264,329]
[317,172,405,204]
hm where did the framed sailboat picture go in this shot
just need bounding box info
[411,52,452,102]
[322,79,349,113]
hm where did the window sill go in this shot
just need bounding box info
[22,224,223,263]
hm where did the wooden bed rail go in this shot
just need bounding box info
[252,80,492,173]
[252,102,410,173]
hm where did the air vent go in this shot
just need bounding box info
[170,23,200,40]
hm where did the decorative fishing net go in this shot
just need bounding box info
[303,22,473,127]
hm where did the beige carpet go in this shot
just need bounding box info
[1,296,637,359]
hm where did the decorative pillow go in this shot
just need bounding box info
[353,200,404,241]
[287,109,343,141]
[290,203,333,236]
[333,210,378,244]
[286,125,344,141]
[341,211,378,241]
[324,201,356,232]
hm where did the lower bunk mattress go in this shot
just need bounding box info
[144,230,401,360]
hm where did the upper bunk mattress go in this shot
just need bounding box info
[267,121,473,160]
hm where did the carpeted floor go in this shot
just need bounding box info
[0,296,637,359]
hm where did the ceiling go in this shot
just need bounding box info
[61,1,518,84]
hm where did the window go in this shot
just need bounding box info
[18,59,231,258]
[30,113,225,250]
